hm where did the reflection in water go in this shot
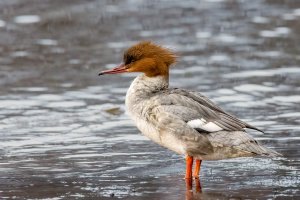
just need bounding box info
[185,179,202,200]
[0,0,300,199]
[186,178,202,192]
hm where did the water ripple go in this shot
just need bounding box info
[0,0,299,199]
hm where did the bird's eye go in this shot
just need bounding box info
[124,54,135,65]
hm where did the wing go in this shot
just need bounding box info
[148,108,214,155]
[150,88,263,134]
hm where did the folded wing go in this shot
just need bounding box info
[149,88,262,134]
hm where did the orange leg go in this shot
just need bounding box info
[185,155,193,179]
[193,159,202,179]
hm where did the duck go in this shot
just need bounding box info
[99,41,281,180]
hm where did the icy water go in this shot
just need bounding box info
[0,0,300,199]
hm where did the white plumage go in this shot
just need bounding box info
[187,118,223,132]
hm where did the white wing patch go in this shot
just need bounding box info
[187,118,223,132]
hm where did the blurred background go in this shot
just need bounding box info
[0,0,299,199]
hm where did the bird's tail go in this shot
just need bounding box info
[208,131,282,158]
[251,143,282,157]
[234,137,282,157]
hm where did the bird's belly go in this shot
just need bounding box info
[131,115,186,155]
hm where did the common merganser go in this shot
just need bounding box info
[99,41,281,180]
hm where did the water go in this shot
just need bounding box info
[0,0,299,199]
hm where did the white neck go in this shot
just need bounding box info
[125,74,169,112]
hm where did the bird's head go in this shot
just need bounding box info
[99,41,177,77]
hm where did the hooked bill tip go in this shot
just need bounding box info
[98,72,104,76]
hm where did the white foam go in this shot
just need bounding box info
[14,15,40,24]
[252,16,270,24]
[224,67,300,78]
[234,84,276,92]
[36,39,58,46]
[0,19,6,27]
